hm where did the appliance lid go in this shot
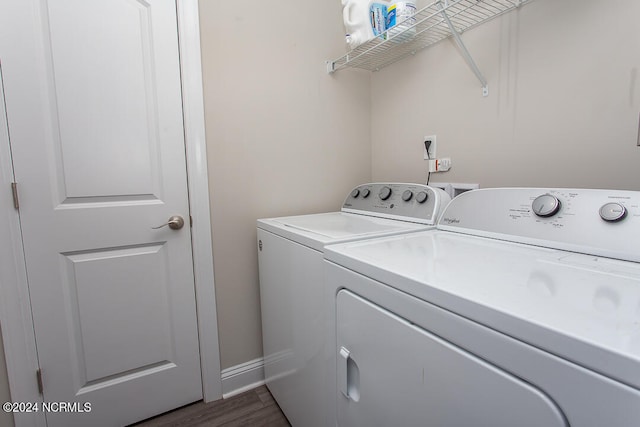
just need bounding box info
[258,212,430,251]
[274,212,414,239]
[324,230,640,391]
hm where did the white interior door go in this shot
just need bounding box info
[0,1,202,425]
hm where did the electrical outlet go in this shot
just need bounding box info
[423,135,436,160]
[438,157,452,171]
[428,158,452,172]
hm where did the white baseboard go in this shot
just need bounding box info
[220,357,265,399]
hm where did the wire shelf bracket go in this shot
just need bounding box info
[438,1,488,97]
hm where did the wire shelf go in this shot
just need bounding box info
[328,0,527,73]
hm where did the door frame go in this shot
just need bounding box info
[0,2,222,426]
[176,0,223,405]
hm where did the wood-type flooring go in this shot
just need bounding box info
[132,385,290,427]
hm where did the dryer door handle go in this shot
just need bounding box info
[338,347,350,398]
[338,346,360,401]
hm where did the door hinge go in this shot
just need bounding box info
[11,182,19,209]
[190,215,193,227]
[36,369,43,395]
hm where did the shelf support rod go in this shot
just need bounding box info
[438,3,489,96]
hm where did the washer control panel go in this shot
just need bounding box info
[342,183,451,225]
[438,188,640,262]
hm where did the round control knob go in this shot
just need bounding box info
[351,189,360,198]
[416,191,428,204]
[361,189,370,198]
[599,202,627,222]
[532,194,561,218]
[402,190,413,202]
[379,186,392,201]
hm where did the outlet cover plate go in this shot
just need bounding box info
[423,135,437,159]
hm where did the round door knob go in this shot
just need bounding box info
[152,215,185,230]
[599,203,627,222]
[402,190,413,201]
[416,191,428,204]
[361,189,370,198]
[379,186,392,201]
[351,189,360,198]
[532,194,561,218]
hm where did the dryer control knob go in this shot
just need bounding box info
[379,186,392,201]
[599,202,627,222]
[402,190,413,201]
[361,189,370,198]
[416,191,428,204]
[351,189,360,198]
[532,194,561,218]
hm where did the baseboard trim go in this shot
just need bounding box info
[220,357,265,399]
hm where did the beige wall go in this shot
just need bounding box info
[200,0,640,371]
[0,324,14,427]
[371,0,640,190]
[198,1,371,368]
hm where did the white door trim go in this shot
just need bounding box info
[0,3,221,427]
[0,61,47,427]
[176,0,223,403]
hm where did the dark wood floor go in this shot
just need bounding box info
[132,385,290,427]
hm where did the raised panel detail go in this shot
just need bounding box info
[46,0,160,199]
[63,244,173,386]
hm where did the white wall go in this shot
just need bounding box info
[371,0,640,190]
[198,0,371,369]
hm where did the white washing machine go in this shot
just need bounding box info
[257,183,450,427]
[324,188,640,427]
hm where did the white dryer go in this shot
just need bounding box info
[257,183,450,427]
[324,188,640,427]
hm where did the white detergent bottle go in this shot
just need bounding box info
[342,0,388,50]
[386,1,416,42]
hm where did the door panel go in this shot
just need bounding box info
[64,244,174,384]
[0,0,202,425]
[50,1,155,198]
[336,290,568,427]
[46,0,181,202]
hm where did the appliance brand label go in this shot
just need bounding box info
[442,217,460,224]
